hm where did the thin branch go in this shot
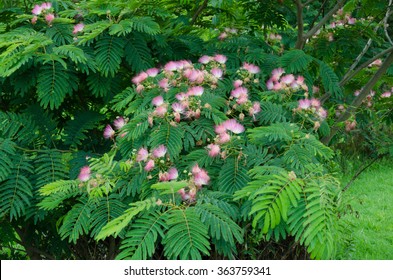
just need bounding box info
[384,0,393,45]
[303,0,346,40]
[294,0,305,49]
[190,0,209,25]
[321,50,393,145]
[304,0,316,6]
[308,0,328,31]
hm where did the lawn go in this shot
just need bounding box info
[337,159,393,259]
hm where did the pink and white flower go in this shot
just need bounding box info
[271,68,285,81]
[103,124,115,139]
[152,96,164,107]
[211,68,223,79]
[113,117,126,130]
[187,86,204,96]
[223,119,245,134]
[78,166,91,182]
[168,168,179,180]
[199,55,212,64]
[298,99,311,110]
[32,5,43,15]
[132,72,148,84]
[207,144,220,157]
[242,62,260,74]
[146,68,159,77]
[152,145,167,158]
[73,23,84,34]
[214,54,227,64]
[144,159,155,171]
[136,148,149,162]
[45,13,55,23]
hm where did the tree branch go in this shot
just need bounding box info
[321,50,393,145]
[294,0,305,49]
[190,0,209,25]
[384,0,393,45]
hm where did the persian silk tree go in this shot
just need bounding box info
[38,53,341,260]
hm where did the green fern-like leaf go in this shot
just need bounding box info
[280,49,313,73]
[124,33,153,72]
[163,208,210,260]
[0,153,34,221]
[258,101,288,124]
[116,211,167,260]
[248,122,299,145]
[0,138,15,181]
[148,123,184,160]
[59,196,92,244]
[64,111,104,147]
[37,61,78,109]
[35,151,69,188]
[0,112,38,146]
[95,35,125,77]
[96,197,158,240]
[217,158,250,194]
[53,45,88,64]
[195,203,243,246]
[318,60,343,98]
[90,194,127,238]
[38,180,81,210]
[151,181,188,195]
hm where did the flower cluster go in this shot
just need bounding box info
[353,87,393,108]
[31,2,54,25]
[103,117,127,139]
[323,9,357,41]
[296,98,327,121]
[178,164,210,202]
[217,27,238,41]
[73,23,84,34]
[135,145,170,172]
[266,68,307,92]
[78,166,91,182]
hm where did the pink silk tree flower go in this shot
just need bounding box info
[31,16,38,24]
[152,95,164,107]
[153,105,167,117]
[41,2,52,10]
[310,98,321,108]
[152,145,167,158]
[192,164,202,175]
[381,92,391,98]
[132,72,148,84]
[231,87,247,98]
[199,55,212,64]
[194,168,210,188]
[298,99,311,110]
[172,102,185,113]
[218,32,228,40]
[146,68,159,77]
[243,62,260,74]
[159,171,169,182]
[214,54,227,64]
[271,68,285,81]
[214,124,226,134]
[266,79,274,90]
[158,78,169,89]
[164,61,178,72]
[223,119,245,134]
[317,108,327,119]
[144,159,155,171]
[32,5,43,15]
[249,102,261,116]
[136,147,149,162]
[103,124,115,139]
[211,68,223,79]
[207,144,220,157]
[45,13,55,23]
[281,74,295,85]
[187,86,204,96]
[72,23,84,34]
[113,116,126,130]
[233,79,243,88]
[217,132,231,144]
[78,166,91,182]
[168,167,179,180]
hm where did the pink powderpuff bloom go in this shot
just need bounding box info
[214,54,227,64]
[354,90,360,96]
[103,124,115,139]
[132,72,148,85]
[243,62,260,74]
[164,61,178,72]
[310,98,321,108]
[218,32,228,40]
[113,116,126,130]
[231,87,248,98]
[168,167,179,180]
[153,145,167,158]
[31,16,38,24]
[273,82,282,91]
[198,55,212,64]
[159,172,169,182]
[266,79,274,90]
[152,95,164,107]
[317,108,327,119]
[136,84,145,93]
[223,119,245,134]
[271,68,285,81]
[233,79,243,88]
[73,23,84,34]
[172,102,185,113]
[154,106,167,117]
[298,99,311,110]
[207,144,220,157]
[194,169,210,188]
[381,92,391,98]
[158,78,169,90]
[32,5,43,15]
[78,166,91,182]
[217,132,231,144]
[187,86,204,96]
[146,68,159,77]
[211,68,223,78]
[144,159,155,171]
[281,74,295,85]
[45,13,55,23]
[192,164,202,175]
[236,94,249,105]
[296,75,305,84]
[184,69,204,83]
[347,17,356,25]
[41,2,52,10]
[214,124,226,134]
[136,147,149,162]
[175,93,187,101]
[249,102,261,116]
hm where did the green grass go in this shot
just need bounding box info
[336,159,393,259]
